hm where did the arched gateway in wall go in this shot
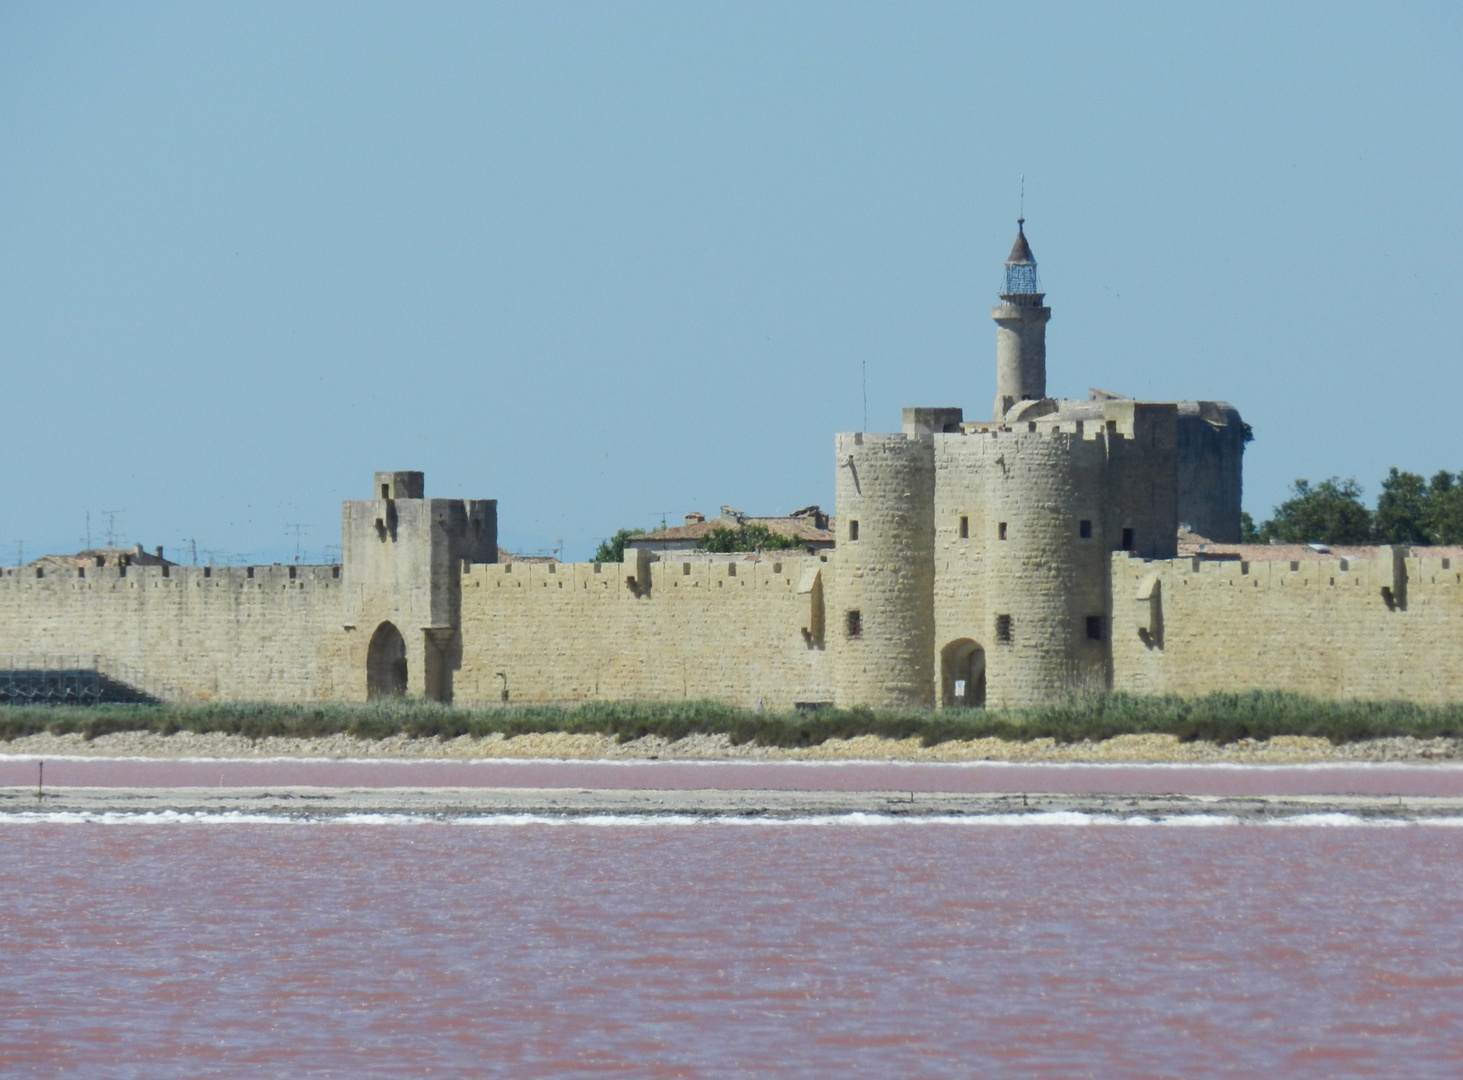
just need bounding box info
[367,622,408,699]
[940,639,986,708]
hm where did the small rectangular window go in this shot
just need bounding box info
[998,522,1008,541]
[682,562,691,575]
[849,520,860,542]
[1079,519,1092,539]
[1121,528,1135,551]
[727,563,736,577]
[1086,615,1103,640]
[959,516,969,539]
[996,614,1013,643]
[846,610,862,638]
[381,483,390,498]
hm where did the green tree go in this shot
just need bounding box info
[1239,511,1260,543]
[1426,471,1463,544]
[592,527,645,563]
[695,524,804,553]
[1256,477,1372,544]
[1373,468,1431,544]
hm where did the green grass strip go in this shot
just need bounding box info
[4,691,1463,747]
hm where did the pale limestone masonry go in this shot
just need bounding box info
[458,556,835,710]
[341,471,497,702]
[0,563,348,701]
[1111,547,1463,703]
[834,432,936,708]
[991,218,1051,420]
[4,223,1452,711]
[934,427,1107,709]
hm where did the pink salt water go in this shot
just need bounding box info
[2,820,1462,1078]
[6,756,1463,795]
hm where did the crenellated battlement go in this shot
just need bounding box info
[906,411,1150,447]
[1,563,343,589]
[0,557,349,705]
[1109,545,1463,705]
[961,398,1177,443]
[1113,546,1463,598]
[456,551,836,708]
[463,552,830,596]
[960,419,1132,444]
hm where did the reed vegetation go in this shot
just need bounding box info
[4,692,1463,747]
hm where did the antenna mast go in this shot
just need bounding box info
[100,510,122,549]
[286,523,311,564]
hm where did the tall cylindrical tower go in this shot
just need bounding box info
[978,430,1109,707]
[832,432,936,708]
[992,219,1052,420]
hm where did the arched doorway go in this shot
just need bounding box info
[367,622,408,700]
[940,639,986,708]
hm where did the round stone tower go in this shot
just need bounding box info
[832,432,936,709]
[976,429,1109,708]
[992,219,1052,420]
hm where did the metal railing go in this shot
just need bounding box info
[0,655,181,706]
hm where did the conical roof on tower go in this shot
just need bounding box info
[1006,218,1036,265]
[1000,219,1041,298]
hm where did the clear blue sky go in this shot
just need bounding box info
[2,3,1459,563]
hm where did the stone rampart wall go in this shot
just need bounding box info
[453,555,835,709]
[1111,550,1463,703]
[0,564,348,702]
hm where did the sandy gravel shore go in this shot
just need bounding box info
[5,785,1462,822]
[3,729,1460,763]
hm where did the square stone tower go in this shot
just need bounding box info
[341,472,496,702]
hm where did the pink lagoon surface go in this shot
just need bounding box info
[5,756,1463,796]
[2,819,1462,1078]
